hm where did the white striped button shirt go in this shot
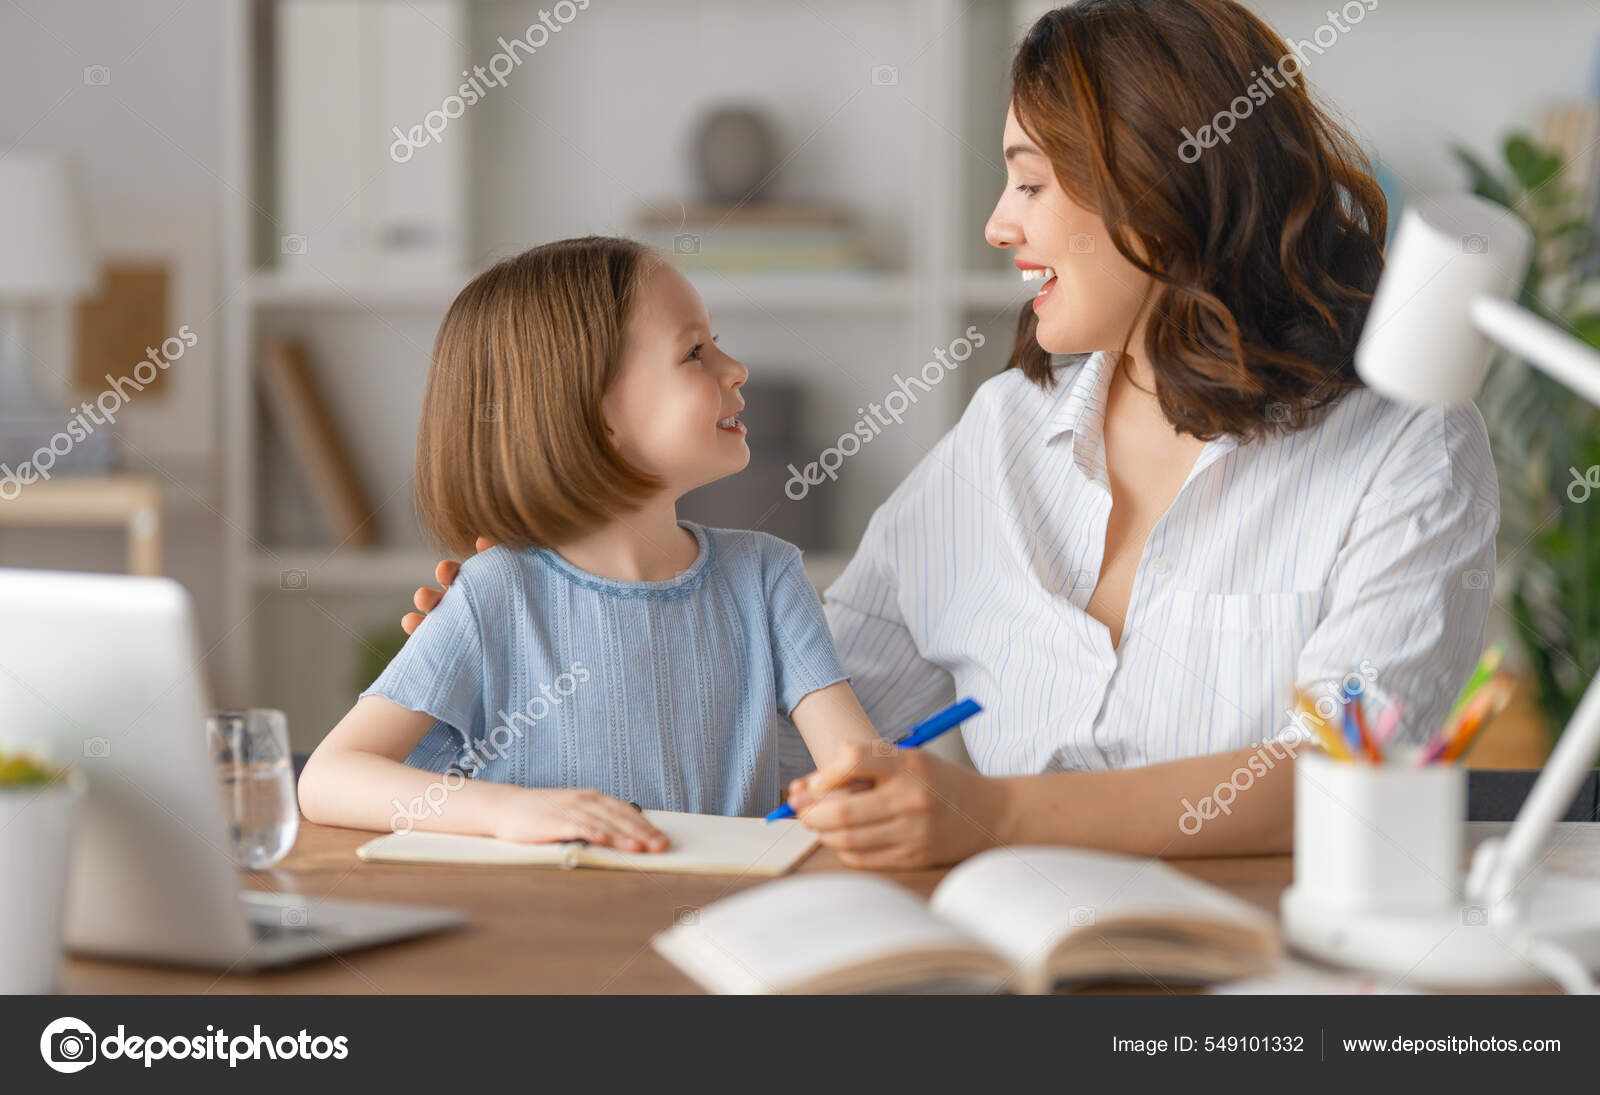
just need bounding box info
[823,350,1500,773]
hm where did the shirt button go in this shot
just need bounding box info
[1149,556,1172,575]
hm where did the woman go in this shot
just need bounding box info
[404,0,1498,868]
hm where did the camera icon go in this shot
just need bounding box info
[872,737,896,757]
[50,1028,96,1067]
[281,904,310,927]
[280,569,308,590]
[870,64,898,86]
[1069,569,1095,589]
[1069,233,1096,253]
[478,401,501,422]
[1462,569,1490,590]
[1462,234,1488,255]
[1266,401,1290,423]
[83,65,111,86]
[674,905,699,927]
[1069,905,1096,927]
[1462,904,1488,926]
[83,736,111,758]
[280,234,308,255]
[673,232,700,255]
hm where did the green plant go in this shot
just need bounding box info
[1455,133,1600,746]
[0,747,64,787]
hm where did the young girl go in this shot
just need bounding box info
[297,236,882,852]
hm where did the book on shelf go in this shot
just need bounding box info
[652,845,1280,994]
[635,201,875,274]
[257,339,376,548]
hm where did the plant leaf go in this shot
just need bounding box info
[1451,144,1516,207]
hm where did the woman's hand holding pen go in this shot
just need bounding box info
[785,744,1010,869]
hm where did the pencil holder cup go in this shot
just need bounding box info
[1292,749,1466,916]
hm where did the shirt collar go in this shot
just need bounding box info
[1042,350,1117,487]
[1042,349,1242,489]
[1043,350,1114,449]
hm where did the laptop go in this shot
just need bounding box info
[0,567,464,969]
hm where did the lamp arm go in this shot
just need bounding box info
[1465,293,1600,909]
[1470,296,1600,405]
[1471,672,1600,908]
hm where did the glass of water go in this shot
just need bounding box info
[208,708,299,869]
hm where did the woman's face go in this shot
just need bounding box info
[986,105,1153,357]
[603,262,750,496]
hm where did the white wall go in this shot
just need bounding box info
[0,0,227,673]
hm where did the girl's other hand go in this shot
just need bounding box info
[401,536,496,635]
[494,787,670,853]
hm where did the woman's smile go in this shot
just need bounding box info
[1018,259,1058,311]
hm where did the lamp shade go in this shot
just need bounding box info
[0,153,94,299]
[1355,194,1531,406]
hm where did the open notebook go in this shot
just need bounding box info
[355,810,819,877]
[653,845,1280,993]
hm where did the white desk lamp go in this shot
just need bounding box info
[1281,192,1600,989]
[0,153,95,419]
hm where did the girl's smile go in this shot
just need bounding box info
[604,262,751,494]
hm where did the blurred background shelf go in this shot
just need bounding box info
[248,548,447,592]
[247,547,853,594]
[247,269,920,313]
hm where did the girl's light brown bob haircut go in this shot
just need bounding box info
[1006,0,1388,442]
[415,236,664,555]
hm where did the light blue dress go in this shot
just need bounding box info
[362,523,847,816]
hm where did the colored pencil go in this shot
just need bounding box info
[1445,644,1504,727]
[1349,694,1381,762]
[1418,672,1515,766]
[1440,675,1515,763]
[1373,698,1405,746]
[1295,689,1352,760]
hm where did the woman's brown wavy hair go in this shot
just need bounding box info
[1006,0,1388,441]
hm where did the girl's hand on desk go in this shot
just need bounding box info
[785,745,1009,869]
[492,787,670,853]
[402,537,497,636]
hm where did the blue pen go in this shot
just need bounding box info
[765,698,983,822]
[1338,681,1365,754]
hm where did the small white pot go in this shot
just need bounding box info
[0,771,83,994]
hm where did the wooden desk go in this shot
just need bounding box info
[61,821,1600,994]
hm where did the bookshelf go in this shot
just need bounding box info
[217,0,1047,746]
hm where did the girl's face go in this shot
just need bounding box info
[985,105,1153,356]
[603,262,750,496]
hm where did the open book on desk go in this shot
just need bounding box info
[355,810,818,877]
[653,846,1280,993]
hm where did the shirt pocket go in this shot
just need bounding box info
[1201,590,1324,745]
[1205,590,1324,634]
